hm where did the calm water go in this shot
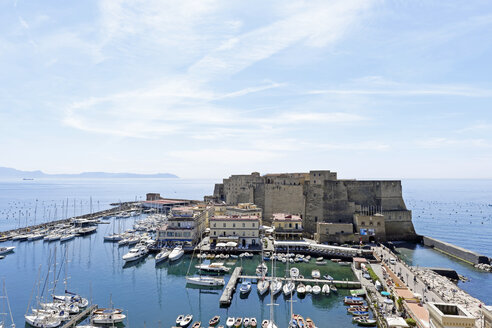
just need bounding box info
[1,217,356,327]
[1,178,492,326]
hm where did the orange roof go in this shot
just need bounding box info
[353,257,368,263]
[405,302,429,328]
[395,288,415,300]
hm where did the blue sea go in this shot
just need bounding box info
[0,178,491,327]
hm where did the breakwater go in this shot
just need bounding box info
[422,236,490,265]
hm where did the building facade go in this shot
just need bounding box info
[209,215,260,247]
[427,303,476,328]
[157,205,209,245]
[272,213,303,240]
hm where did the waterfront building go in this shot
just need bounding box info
[209,214,260,248]
[271,213,303,240]
[157,205,208,245]
[207,170,416,241]
[314,222,354,243]
[427,303,476,328]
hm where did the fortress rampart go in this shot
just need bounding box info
[210,170,417,241]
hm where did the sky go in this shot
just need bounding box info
[1,0,492,179]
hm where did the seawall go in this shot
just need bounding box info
[422,236,490,265]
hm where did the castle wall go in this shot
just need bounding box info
[263,184,305,224]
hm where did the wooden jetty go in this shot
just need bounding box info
[238,275,361,288]
[61,304,98,328]
[220,267,242,306]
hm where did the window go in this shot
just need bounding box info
[243,232,245,236]
[233,223,236,228]
[213,231,216,235]
[295,223,298,229]
[377,222,381,226]
[252,223,255,227]
[289,223,292,228]
[213,223,216,227]
[242,223,245,228]
[223,223,226,228]
[314,216,318,222]
[361,221,365,226]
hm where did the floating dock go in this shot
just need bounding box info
[220,267,242,306]
[61,304,98,328]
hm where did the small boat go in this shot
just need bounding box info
[316,260,327,265]
[311,270,320,279]
[339,262,351,266]
[293,315,305,328]
[250,318,257,328]
[169,245,185,261]
[28,233,44,241]
[305,318,315,328]
[330,285,338,293]
[155,249,171,264]
[322,284,330,295]
[0,247,15,255]
[209,316,220,326]
[192,322,201,328]
[256,263,268,276]
[350,311,370,317]
[60,234,76,242]
[347,306,369,313]
[283,281,295,296]
[305,285,312,293]
[261,320,278,328]
[92,312,126,324]
[180,314,193,327]
[344,296,364,305]
[226,317,235,328]
[234,317,242,327]
[354,317,377,327]
[296,283,306,295]
[323,274,334,281]
[312,285,321,295]
[196,262,230,273]
[24,314,61,328]
[177,315,185,326]
[239,281,252,295]
[244,318,250,327]
[289,267,299,278]
[257,279,269,296]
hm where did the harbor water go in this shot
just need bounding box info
[1,178,492,326]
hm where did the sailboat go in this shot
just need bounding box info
[283,246,295,297]
[269,258,282,296]
[0,280,15,328]
[263,261,278,328]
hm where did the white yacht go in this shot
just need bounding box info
[270,278,282,296]
[289,267,299,279]
[169,245,184,261]
[257,279,270,296]
[312,285,321,294]
[24,314,61,328]
[53,293,89,308]
[256,262,268,276]
[185,275,225,286]
[0,247,15,256]
[60,234,76,242]
[155,249,171,264]
[195,262,230,273]
[122,244,148,262]
[92,312,126,324]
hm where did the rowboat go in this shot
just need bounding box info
[209,315,220,326]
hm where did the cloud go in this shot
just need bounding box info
[277,112,366,123]
[169,148,282,164]
[416,138,492,149]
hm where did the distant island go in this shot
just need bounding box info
[0,166,178,179]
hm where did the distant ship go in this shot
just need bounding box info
[22,178,34,180]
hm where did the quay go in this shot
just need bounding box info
[61,304,98,328]
[238,275,361,288]
[220,267,242,306]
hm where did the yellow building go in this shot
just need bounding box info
[272,213,303,240]
[209,215,260,248]
[427,303,476,328]
[157,205,209,245]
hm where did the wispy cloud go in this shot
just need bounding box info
[416,138,492,149]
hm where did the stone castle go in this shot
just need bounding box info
[207,170,417,242]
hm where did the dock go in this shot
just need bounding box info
[220,267,242,306]
[61,304,97,328]
[238,275,361,288]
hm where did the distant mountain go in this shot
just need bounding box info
[0,167,178,179]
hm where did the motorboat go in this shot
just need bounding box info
[323,274,334,281]
[191,322,201,328]
[256,263,267,276]
[196,262,230,273]
[250,318,257,327]
[305,284,312,293]
[322,284,330,295]
[169,245,184,261]
[185,275,225,286]
[353,317,377,327]
[347,306,369,313]
[179,314,193,327]
[226,317,235,328]
[243,318,250,327]
[311,269,320,279]
[289,267,299,279]
[0,247,15,256]
[312,285,321,295]
[93,308,122,315]
[257,279,269,296]
[261,320,278,328]
[24,314,61,328]
[234,317,242,328]
[330,285,338,293]
[155,249,171,264]
[176,315,185,326]
[270,279,282,296]
[122,244,148,262]
[293,315,305,328]
[239,281,252,295]
[296,283,306,295]
[92,312,126,324]
[209,315,220,326]
[305,318,315,328]
[28,234,44,241]
[350,311,370,317]
[282,281,295,296]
